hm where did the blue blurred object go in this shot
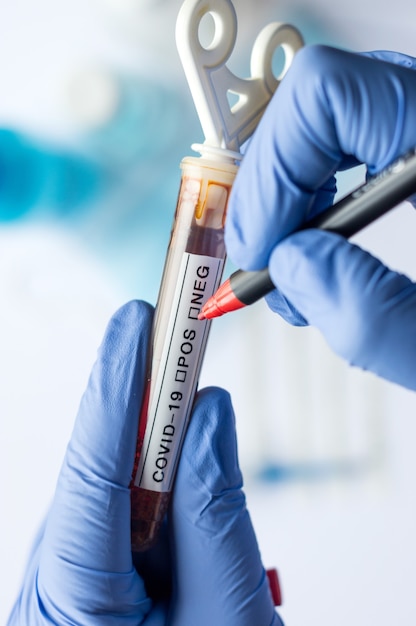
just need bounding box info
[257,459,368,484]
[0,74,201,300]
[0,129,103,222]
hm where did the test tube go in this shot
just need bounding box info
[130,149,238,551]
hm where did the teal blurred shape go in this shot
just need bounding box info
[0,129,102,222]
[0,75,201,299]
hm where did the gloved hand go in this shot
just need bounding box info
[225,45,416,390]
[7,300,280,626]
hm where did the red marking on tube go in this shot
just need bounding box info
[129,380,151,488]
[198,279,245,319]
[266,568,282,606]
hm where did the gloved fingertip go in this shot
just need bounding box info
[173,386,243,523]
[265,287,308,326]
[188,386,242,488]
[65,299,154,488]
[100,300,154,357]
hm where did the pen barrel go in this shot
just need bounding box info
[229,267,275,305]
[130,154,237,551]
[305,147,416,237]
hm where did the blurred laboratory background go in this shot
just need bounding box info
[1,1,416,624]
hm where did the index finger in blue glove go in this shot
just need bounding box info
[37,300,155,623]
[225,44,416,271]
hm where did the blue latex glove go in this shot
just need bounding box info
[7,300,280,626]
[225,45,416,390]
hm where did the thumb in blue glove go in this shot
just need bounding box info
[225,45,416,390]
[7,300,280,625]
[270,229,416,389]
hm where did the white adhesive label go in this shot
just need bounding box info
[134,253,224,492]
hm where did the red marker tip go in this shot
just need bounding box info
[198,296,224,320]
[198,278,247,320]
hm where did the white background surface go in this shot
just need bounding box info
[1,1,416,624]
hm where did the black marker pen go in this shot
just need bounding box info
[199,147,416,320]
